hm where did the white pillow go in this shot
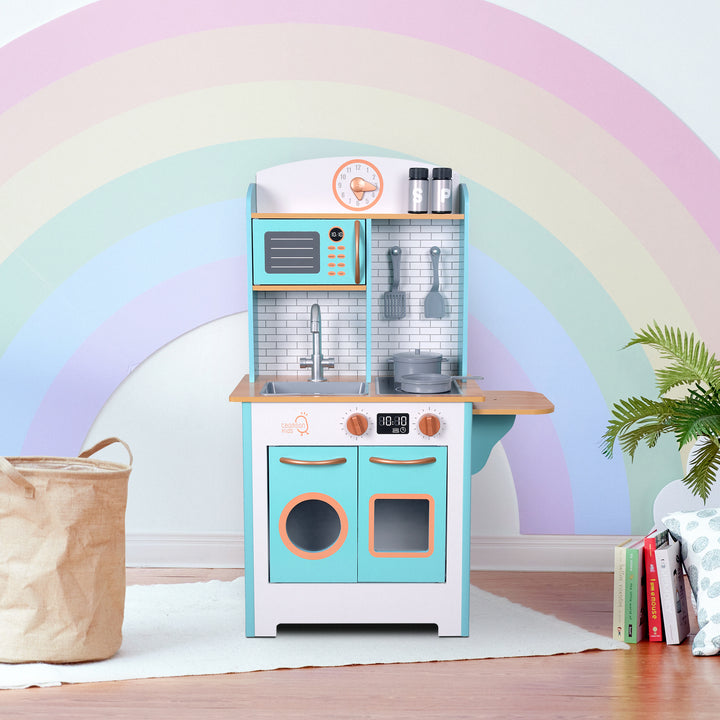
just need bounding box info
[663,508,720,656]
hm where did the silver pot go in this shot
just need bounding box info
[391,349,444,385]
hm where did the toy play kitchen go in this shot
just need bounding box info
[230,157,553,637]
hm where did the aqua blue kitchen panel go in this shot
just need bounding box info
[357,446,447,583]
[268,446,358,583]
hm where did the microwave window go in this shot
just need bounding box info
[264,231,320,274]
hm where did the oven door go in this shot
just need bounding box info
[268,446,358,583]
[252,219,366,286]
[357,446,447,583]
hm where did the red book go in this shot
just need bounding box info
[643,529,668,642]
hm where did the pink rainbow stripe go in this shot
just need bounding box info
[2,0,719,247]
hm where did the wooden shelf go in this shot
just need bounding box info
[472,391,555,416]
[252,285,366,292]
[251,213,464,220]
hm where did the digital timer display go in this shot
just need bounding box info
[376,413,409,434]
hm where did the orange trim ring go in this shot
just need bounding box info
[368,494,435,558]
[279,492,349,560]
[331,159,384,212]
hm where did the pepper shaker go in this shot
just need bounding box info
[408,167,429,213]
[431,167,453,213]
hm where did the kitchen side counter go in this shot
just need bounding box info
[229,375,553,415]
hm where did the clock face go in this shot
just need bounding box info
[332,159,383,211]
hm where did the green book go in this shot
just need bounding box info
[623,537,647,643]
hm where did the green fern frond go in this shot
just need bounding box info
[604,324,720,499]
[683,437,720,502]
[626,322,720,393]
[601,396,678,459]
[672,387,720,447]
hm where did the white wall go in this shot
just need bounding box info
[84,314,247,535]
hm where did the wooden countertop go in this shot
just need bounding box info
[229,376,553,416]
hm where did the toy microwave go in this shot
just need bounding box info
[251,218,366,286]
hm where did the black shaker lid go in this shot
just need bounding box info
[409,167,429,180]
[432,167,452,180]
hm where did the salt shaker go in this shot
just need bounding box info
[408,167,429,213]
[431,167,453,213]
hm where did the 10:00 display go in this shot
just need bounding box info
[376,413,409,434]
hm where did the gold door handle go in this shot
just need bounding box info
[279,457,348,466]
[368,456,437,466]
[354,220,361,285]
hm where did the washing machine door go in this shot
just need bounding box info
[268,446,358,583]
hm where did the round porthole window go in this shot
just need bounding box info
[279,493,348,559]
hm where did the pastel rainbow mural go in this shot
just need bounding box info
[2,0,719,536]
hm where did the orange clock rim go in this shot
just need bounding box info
[332,159,384,211]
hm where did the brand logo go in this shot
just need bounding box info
[280,413,309,436]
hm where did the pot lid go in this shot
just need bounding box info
[392,349,443,362]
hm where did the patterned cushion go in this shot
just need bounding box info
[663,508,720,656]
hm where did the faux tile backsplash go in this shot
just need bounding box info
[252,219,463,378]
[254,291,366,377]
[371,219,463,377]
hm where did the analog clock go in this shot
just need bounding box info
[332,159,383,211]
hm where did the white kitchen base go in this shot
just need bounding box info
[245,401,470,637]
[251,581,466,637]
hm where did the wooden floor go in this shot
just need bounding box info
[1,569,717,719]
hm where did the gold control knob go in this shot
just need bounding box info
[346,413,369,436]
[418,413,441,437]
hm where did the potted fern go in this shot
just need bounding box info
[602,322,720,501]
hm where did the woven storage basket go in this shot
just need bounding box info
[0,438,132,663]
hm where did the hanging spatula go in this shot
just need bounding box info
[424,246,446,318]
[384,246,406,319]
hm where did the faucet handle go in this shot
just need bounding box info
[321,357,335,368]
[299,357,312,368]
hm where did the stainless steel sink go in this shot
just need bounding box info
[260,380,367,396]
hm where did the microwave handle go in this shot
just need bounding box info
[355,220,361,285]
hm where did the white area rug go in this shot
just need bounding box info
[0,579,627,689]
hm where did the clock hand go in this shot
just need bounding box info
[350,177,377,201]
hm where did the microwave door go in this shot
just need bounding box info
[251,219,365,286]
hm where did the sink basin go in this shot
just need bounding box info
[260,381,367,396]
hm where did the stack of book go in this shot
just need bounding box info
[613,529,690,644]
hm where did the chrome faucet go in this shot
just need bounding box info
[300,303,334,382]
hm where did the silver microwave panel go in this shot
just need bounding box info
[264,232,320,274]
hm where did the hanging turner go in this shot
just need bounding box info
[384,246,406,319]
[424,246,446,318]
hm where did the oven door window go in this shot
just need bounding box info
[369,495,434,557]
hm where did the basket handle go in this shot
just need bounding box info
[0,456,36,499]
[79,437,133,467]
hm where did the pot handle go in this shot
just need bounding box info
[450,375,484,392]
